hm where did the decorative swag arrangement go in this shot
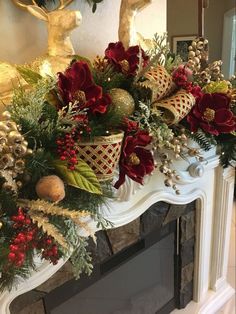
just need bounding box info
[0,33,235,291]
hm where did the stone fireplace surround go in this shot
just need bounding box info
[0,147,235,314]
[40,201,196,313]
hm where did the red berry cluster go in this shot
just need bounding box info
[172,66,192,90]
[8,208,60,267]
[37,236,60,265]
[56,133,79,171]
[8,208,37,267]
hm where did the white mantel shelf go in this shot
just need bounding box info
[0,148,235,314]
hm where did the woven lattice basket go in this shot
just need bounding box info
[77,132,124,181]
[139,65,176,102]
[153,89,196,125]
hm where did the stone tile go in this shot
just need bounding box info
[18,299,45,314]
[180,211,195,243]
[181,263,194,291]
[141,202,169,236]
[179,281,193,309]
[183,201,196,215]
[163,204,187,225]
[88,230,112,264]
[106,218,140,254]
[180,238,195,267]
[36,262,74,293]
[10,290,45,314]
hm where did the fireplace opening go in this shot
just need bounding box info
[42,202,196,314]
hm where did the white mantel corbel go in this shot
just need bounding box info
[0,148,235,314]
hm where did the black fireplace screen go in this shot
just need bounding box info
[43,201,195,314]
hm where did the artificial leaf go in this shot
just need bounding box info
[53,159,102,195]
[16,66,42,85]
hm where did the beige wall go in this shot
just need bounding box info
[0,0,166,65]
[205,0,226,62]
[167,0,198,48]
[167,0,235,62]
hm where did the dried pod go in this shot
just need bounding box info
[36,175,65,202]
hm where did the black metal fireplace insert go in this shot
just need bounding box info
[42,201,196,314]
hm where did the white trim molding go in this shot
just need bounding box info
[0,149,235,314]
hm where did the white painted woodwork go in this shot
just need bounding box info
[0,146,235,314]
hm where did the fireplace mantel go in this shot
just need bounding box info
[0,148,235,314]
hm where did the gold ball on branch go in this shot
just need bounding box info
[0,221,3,229]
[36,175,65,203]
[1,111,11,120]
[0,117,31,192]
[109,88,135,117]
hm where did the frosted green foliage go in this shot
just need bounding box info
[134,101,174,147]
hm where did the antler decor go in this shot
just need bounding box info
[12,0,81,58]
[119,0,152,49]
[0,0,81,113]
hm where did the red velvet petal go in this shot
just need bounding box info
[136,131,152,146]
[85,85,102,101]
[215,109,233,124]
[199,94,212,111]
[187,114,200,132]
[105,42,126,62]
[216,123,236,133]
[212,93,230,109]
[199,121,219,135]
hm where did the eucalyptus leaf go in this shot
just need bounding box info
[54,159,102,195]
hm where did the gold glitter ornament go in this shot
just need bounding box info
[0,111,31,192]
[109,88,135,117]
[0,221,3,229]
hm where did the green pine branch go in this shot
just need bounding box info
[188,131,215,151]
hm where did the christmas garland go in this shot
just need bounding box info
[0,35,235,291]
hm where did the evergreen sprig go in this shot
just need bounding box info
[216,134,236,168]
[92,64,129,93]
[188,131,215,151]
[70,236,93,279]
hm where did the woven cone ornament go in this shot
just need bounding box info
[138,65,176,102]
[153,89,196,125]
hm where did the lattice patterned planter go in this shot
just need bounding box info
[77,132,124,181]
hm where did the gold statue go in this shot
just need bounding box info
[0,0,82,113]
[118,0,152,49]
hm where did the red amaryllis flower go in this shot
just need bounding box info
[105,42,149,76]
[88,94,112,115]
[187,93,236,135]
[122,118,139,133]
[58,61,111,114]
[114,130,154,188]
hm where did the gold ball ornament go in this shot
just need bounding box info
[36,175,66,202]
[109,88,135,117]
[0,113,31,192]
[0,221,3,229]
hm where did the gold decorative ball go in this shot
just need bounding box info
[1,111,11,120]
[0,221,3,229]
[109,88,135,117]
